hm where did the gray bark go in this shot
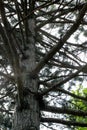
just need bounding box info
[13,18,40,130]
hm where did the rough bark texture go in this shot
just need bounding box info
[13,18,40,130]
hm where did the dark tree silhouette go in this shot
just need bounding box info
[0,0,87,130]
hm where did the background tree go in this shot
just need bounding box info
[0,0,87,130]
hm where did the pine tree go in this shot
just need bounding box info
[0,0,87,130]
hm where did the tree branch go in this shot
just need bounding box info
[41,117,87,127]
[40,81,87,101]
[40,65,87,96]
[31,3,87,76]
[42,105,87,117]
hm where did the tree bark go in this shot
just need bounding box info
[12,17,40,130]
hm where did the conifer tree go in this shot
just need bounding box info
[0,0,87,130]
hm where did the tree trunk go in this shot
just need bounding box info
[13,18,40,130]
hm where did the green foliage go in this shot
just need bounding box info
[70,85,87,130]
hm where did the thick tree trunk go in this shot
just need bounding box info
[13,18,40,130]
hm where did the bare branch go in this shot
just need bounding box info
[31,3,87,76]
[41,117,87,127]
[42,105,87,117]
